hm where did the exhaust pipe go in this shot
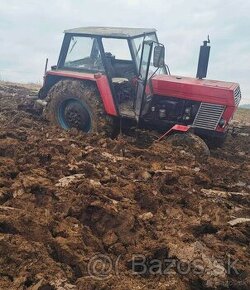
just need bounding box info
[196,36,210,79]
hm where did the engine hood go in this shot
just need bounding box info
[151,74,240,107]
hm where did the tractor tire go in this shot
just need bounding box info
[208,133,228,149]
[166,132,210,161]
[44,80,114,136]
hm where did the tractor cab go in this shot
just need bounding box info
[55,27,167,120]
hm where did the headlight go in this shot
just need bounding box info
[218,118,226,127]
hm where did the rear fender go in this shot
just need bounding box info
[39,71,118,116]
[39,71,97,99]
[38,74,62,99]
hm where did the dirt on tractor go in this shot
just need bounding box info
[0,81,249,290]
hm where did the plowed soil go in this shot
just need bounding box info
[0,81,249,290]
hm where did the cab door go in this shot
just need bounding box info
[134,40,154,122]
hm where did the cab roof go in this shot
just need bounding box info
[64,26,156,38]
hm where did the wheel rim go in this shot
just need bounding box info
[57,98,92,132]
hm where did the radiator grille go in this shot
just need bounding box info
[193,103,225,130]
[234,86,241,106]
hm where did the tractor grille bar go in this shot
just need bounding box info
[192,103,225,130]
[234,86,241,106]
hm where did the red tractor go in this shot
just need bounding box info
[38,27,241,147]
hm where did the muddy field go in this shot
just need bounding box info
[0,81,249,290]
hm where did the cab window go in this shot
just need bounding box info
[101,38,136,79]
[132,34,158,69]
[63,36,104,71]
[102,38,132,60]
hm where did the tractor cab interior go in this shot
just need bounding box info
[102,38,137,117]
[58,28,166,119]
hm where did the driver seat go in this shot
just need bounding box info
[105,52,117,77]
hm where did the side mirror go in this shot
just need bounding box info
[153,45,165,68]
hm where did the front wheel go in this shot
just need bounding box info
[166,133,210,161]
[207,133,228,149]
[45,80,114,135]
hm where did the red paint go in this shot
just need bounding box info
[152,74,240,134]
[46,70,117,116]
[172,124,190,132]
[157,124,190,141]
[152,75,238,107]
[46,70,240,134]
[95,75,117,116]
[47,70,96,81]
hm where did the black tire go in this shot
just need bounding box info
[208,134,227,149]
[167,132,210,161]
[44,80,114,135]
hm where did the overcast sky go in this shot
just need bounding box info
[0,0,249,104]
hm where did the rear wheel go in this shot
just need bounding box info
[167,132,210,161]
[45,80,114,135]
